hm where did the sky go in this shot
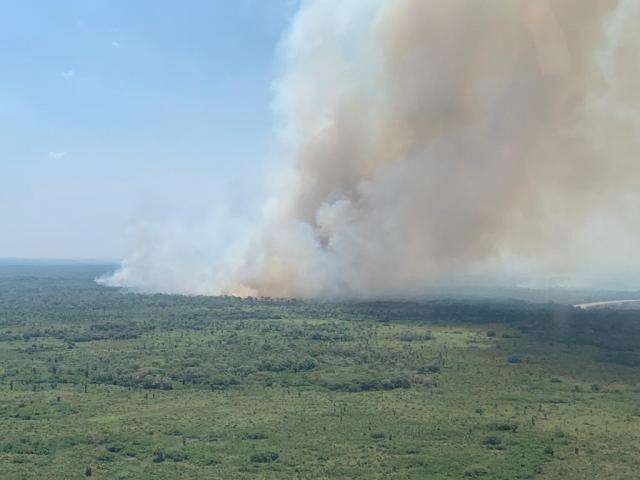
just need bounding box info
[0,0,299,260]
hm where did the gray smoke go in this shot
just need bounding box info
[102,0,640,298]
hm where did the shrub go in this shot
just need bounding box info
[258,356,316,373]
[242,433,268,440]
[209,375,239,390]
[96,451,113,462]
[142,376,172,390]
[165,448,188,462]
[553,428,570,444]
[501,332,521,338]
[250,452,279,463]
[482,435,504,450]
[321,375,411,393]
[489,422,518,432]
[152,449,165,463]
[106,443,124,453]
[0,439,50,455]
[464,465,489,477]
[418,364,441,374]
[398,331,433,342]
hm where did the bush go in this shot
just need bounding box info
[142,376,172,390]
[418,364,441,374]
[489,422,518,432]
[258,356,316,373]
[242,433,268,440]
[165,448,188,462]
[250,452,279,463]
[106,443,124,453]
[552,428,570,443]
[501,332,521,339]
[152,449,165,463]
[0,439,50,455]
[464,465,489,477]
[397,331,433,342]
[322,375,411,392]
[209,375,239,390]
[482,435,504,450]
[96,451,113,462]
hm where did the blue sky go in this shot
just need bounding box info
[0,0,299,259]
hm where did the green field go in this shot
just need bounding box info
[0,265,639,479]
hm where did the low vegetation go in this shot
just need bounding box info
[0,264,638,479]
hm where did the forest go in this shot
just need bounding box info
[0,263,639,479]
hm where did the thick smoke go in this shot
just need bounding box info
[102,0,640,298]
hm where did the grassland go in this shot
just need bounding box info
[0,264,639,479]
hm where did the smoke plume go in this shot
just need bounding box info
[102,0,640,298]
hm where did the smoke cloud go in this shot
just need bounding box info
[102,0,640,298]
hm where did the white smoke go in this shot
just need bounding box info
[102,0,640,298]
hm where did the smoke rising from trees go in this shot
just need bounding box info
[102,0,640,298]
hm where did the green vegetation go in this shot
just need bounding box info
[0,265,639,479]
